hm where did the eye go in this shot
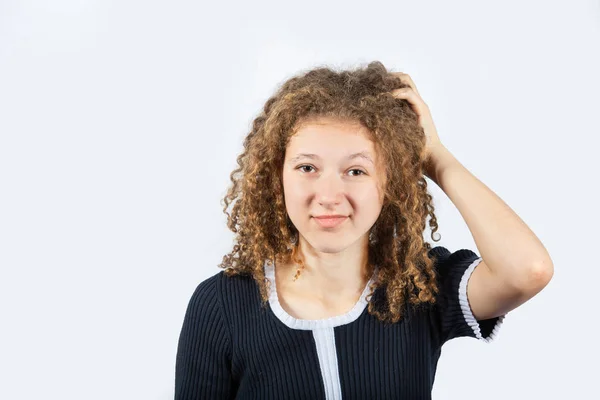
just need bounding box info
[348,169,366,177]
[297,165,316,173]
[295,165,367,176]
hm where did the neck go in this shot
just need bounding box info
[277,236,373,299]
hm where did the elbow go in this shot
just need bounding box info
[523,259,554,292]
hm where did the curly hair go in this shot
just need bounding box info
[218,61,444,324]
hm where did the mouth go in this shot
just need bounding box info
[312,216,348,229]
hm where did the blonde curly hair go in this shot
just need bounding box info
[219,61,443,324]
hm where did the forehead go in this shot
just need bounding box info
[287,118,376,156]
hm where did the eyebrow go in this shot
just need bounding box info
[288,151,375,165]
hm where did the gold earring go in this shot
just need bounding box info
[290,232,303,282]
[292,264,304,282]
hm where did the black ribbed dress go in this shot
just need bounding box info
[175,246,505,399]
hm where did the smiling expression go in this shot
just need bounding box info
[282,117,387,253]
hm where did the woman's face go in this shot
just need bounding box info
[282,117,386,254]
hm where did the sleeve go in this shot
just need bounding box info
[429,246,506,346]
[175,272,234,399]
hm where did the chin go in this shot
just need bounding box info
[304,235,354,253]
[314,245,347,254]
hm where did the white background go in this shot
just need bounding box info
[1,0,598,399]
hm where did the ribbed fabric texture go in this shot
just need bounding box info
[175,246,506,399]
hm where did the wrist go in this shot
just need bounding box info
[423,145,454,184]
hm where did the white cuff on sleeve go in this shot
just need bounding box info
[458,258,506,343]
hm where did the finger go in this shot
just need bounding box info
[390,72,420,96]
[390,87,427,114]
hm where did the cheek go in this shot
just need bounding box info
[282,176,307,215]
[355,183,383,204]
[351,186,384,221]
[283,179,304,202]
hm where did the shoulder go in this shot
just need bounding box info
[426,245,505,344]
[186,269,261,320]
[182,271,226,325]
[187,270,225,302]
[428,245,480,280]
[187,269,255,304]
[428,245,479,265]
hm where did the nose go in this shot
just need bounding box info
[314,171,345,207]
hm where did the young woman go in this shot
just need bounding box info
[174,62,553,399]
